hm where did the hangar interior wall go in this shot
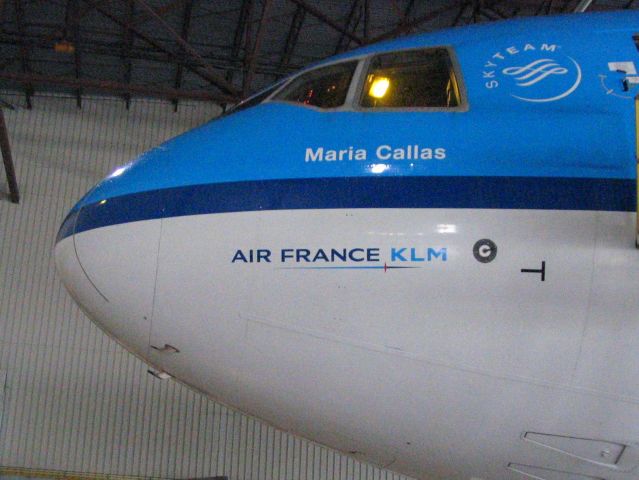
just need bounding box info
[0,93,414,480]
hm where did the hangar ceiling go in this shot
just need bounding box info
[0,0,637,108]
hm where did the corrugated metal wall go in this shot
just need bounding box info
[0,93,414,480]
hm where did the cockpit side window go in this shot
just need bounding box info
[360,48,462,109]
[224,81,284,116]
[274,61,358,109]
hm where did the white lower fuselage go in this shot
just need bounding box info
[55,208,639,479]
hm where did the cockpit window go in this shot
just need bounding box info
[274,61,358,109]
[360,48,461,109]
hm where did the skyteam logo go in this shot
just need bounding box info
[483,43,582,103]
[503,59,568,87]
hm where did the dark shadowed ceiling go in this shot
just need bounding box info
[0,0,637,109]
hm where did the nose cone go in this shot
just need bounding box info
[54,120,229,353]
[55,199,161,356]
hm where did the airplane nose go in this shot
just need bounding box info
[54,200,160,355]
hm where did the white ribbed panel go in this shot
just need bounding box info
[0,370,5,437]
[0,93,414,480]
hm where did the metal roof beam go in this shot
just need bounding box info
[334,0,361,55]
[0,2,95,72]
[480,7,503,19]
[65,0,83,108]
[134,0,241,96]
[0,108,19,204]
[372,3,461,42]
[172,0,193,110]
[452,1,472,25]
[287,0,364,45]
[403,0,416,18]
[0,71,235,103]
[226,0,252,83]
[278,4,305,72]
[484,1,513,18]
[535,0,548,14]
[122,0,135,109]
[13,0,33,108]
[389,0,404,20]
[393,0,416,33]
[243,0,273,96]
[363,0,369,39]
[476,0,509,21]
[1,0,20,202]
[130,0,184,27]
[0,33,293,78]
[548,0,555,13]
[472,0,481,22]
[80,0,240,98]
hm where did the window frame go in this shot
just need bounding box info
[268,57,366,112]
[260,45,468,113]
[352,45,468,113]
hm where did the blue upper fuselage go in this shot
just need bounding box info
[58,11,639,241]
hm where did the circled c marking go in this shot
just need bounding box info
[473,239,497,263]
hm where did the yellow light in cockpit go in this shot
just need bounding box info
[369,77,390,99]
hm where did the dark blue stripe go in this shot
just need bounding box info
[56,208,80,244]
[56,176,636,242]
